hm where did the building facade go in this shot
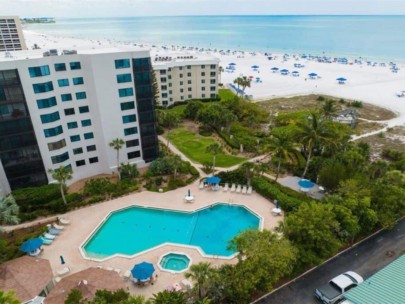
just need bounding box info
[153,54,220,107]
[0,48,159,194]
[0,16,27,52]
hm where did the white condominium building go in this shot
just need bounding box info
[0,48,159,194]
[0,16,27,52]
[152,53,220,107]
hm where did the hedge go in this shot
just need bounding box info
[251,176,311,212]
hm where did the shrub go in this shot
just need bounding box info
[83,178,112,196]
[12,184,61,211]
[252,176,310,212]
[217,169,247,185]
[350,100,363,108]
[317,96,325,101]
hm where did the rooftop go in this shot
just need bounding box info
[344,255,405,304]
[152,52,219,68]
[0,256,53,303]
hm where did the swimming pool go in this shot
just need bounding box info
[82,203,260,259]
[159,253,191,273]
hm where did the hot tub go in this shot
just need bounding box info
[159,252,191,273]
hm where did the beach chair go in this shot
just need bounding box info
[43,233,56,240]
[48,227,61,235]
[114,268,121,274]
[223,183,229,192]
[199,182,204,190]
[58,217,70,225]
[236,185,242,193]
[123,270,131,281]
[230,183,236,192]
[56,266,70,276]
[52,223,64,230]
[241,185,247,194]
[29,248,42,257]
[247,186,253,195]
[40,237,53,245]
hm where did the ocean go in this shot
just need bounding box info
[25,15,405,62]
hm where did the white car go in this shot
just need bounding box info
[315,271,363,304]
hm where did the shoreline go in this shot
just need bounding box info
[21,29,405,130]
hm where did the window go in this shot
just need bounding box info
[210,86,216,91]
[67,122,78,129]
[168,75,172,80]
[40,111,60,124]
[120,101,135,111]
[179,67,183,70]
[54,63,66,71]
[188,94,192,99]
[201,72,205,77]
[210,64,216,69]
[162,100,168,106]
[187,80,192,85]
[116,73,132,83]
[201,65,205,69]
[70,135,80,142]
[122,114,136,124]
[61,93,72,102]
[48,139,66,151]
[70,62,81,70]
[201,79,205,84]
[160,77,167,83]
[187,72,191,77]
[201,87,205,91]
[128,151,141,159]
[179,74,183,78]
[51,151,69,164]
[37,96,57,109]
[180,88,184,93]
[124,127,137,136]
[64,108,75,116]
[86,145,96,152]
[44,125,63,138]
[210,72,216,77]
[81,119,91,127]
[33,81,54,94]
[169,90,173,94]
[118,88,134,97]
[29,65,50,78]
[84,132,94,140]
[180,96,184,100]
[76,160,85,167]
[58,79,69,87]
[161,85,167,90]
[115,59,130,69]
[180,81,183,86]
[187,65,191,69]
[160,70,166,75]
[188,87,192,92]
[126,139,139,148]
[79,106,89,113]
[162,93,168,98]
[210,93,216,98]
[73,147,83,155]
[89,157,99,164]
[202,94,206,98]
[75,92,87,100]
[73,77,84,85]
[210,79,216,84]
[169,82,172,87]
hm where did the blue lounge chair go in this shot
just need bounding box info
[40,237,53,245]
[43,233,56,240]
[48,228,61,235]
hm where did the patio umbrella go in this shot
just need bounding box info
[206,176,221,184]
[60,255,65,264]
[131,262,155,281]
[20,238,43,253]
[298,179,315,188]
[188,189,191,197]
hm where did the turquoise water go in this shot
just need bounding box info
[26,16,405,61]
[160,253,190,272]
[83,204,260,258]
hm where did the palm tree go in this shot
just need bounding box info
[151,290,185,304]
[0,194,20,227]
[296,112,334,178]
[185,262,215,300]
[0,290,20,304]
[109,138,125,179]
[240,162,255,186]
[321,100,338,119]
[120,163,140,179]
[267,130,297,181]
[206,143,221,175]
[48,165,73,205]
[169,155,183,178]
[233,76,251,96]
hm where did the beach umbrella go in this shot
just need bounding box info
[256,77,261,79]
[206,176,221,184]
[336,77,347,81]
[251,65,259,69]
[298,179,315,188]
[20,238,43,253]
[131,262,155,281]
[308,73,318,77]
[249,75,254,79]
[229,63,236,66]
[271,67,279,71]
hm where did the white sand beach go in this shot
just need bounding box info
[23,29,405,130]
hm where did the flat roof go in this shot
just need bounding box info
[152,52,219,68]
[344,255,405,304]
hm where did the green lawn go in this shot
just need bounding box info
[219,89,235,101]
[167,128,245,167]
[165,104,187,116]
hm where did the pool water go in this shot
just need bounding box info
[83,203,260,258]
[160,253,190,272]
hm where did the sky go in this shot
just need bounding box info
[1,0,405,17]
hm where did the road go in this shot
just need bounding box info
[253,218,405,304]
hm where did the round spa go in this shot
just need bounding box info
[159,252,191,273]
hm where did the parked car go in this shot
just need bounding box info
[315,271,363,304]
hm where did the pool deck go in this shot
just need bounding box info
[40,180,283,299]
